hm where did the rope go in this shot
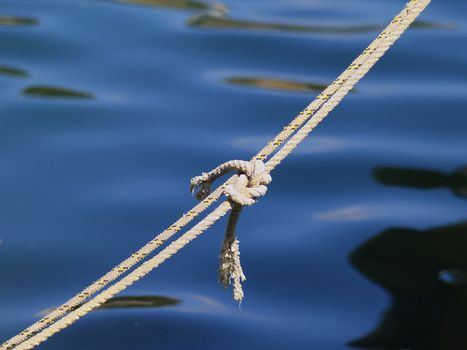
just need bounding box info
[3,3,423,347]
[255,0,424,162]
[192,159,271,302]
[0,184,228,350]
[265,1,430,171]
[12,200,235,350]
[219,205,245,302]
[1,0,431,349]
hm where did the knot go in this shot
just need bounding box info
[190,159,271,206]
[190,159,272,304]
[224,160,271,206]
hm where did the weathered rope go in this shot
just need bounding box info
[191,160,271,302]
[11,200,235,350]
[191,160,271,206]
[219,205,245,302]
[255,0,430,163]
[265,1,429,172]
[0,184,228,350]
[3,4,423,348]
[1,1,430,349]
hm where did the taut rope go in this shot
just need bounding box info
[1,0,431,349]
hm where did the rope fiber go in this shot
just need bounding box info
[1,1,431,349]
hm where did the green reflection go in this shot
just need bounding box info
[0,16,37,26]
[0,65,29,78]
[118,0,212,10]
[412,20,457,30]
[374,166,467,199]
[187,14,380,34]
[187,15,454,34]
[22,86,95,99]
[39,295,180,316]
[350,221,467,349]
[97,295,181,309]
[226,76,327,93]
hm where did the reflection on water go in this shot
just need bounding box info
[374,166,467,198]
[39,296,180,316]
[0,65,29,78]
[350,221,467,350]
[97,295,180,309]
[118,0,222,11]
[22,86,95,99]
[225,76,327,93]
[350,165,467,349]
[187,14,453,35]
[0,0,465,349]
[412,19,457,30]
[313,205,371,222]
[187,13,380,34]
[0,16,37,26]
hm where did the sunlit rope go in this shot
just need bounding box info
[191,159,272,302]
[1,2,422,347]
[1,0,430,349]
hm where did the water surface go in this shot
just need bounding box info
[0,0,466,349]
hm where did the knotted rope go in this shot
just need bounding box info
[3,2,425,347]
[191,160,271,302]
[1,1,431,349]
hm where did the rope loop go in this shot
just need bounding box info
[191,159,272,206]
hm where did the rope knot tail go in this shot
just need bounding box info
[219,235,246,303]
[190,159,271,303]
[190,172,211,201]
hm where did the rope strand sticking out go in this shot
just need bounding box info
[219,205,245,303]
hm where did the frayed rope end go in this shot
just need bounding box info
[219,237,246,304]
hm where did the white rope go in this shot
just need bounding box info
[192,159,271,302]
[1,1,431,349]
[12,200,234,350]
[3,4,424,348]
[266,0,430,171]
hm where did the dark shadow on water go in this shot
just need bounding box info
[97,295,181,310]
[0,16,37,27]
[374,166,467,199]
[117,0,226,11]
[187,14,380,34]
[225,76,327,93]
[187,14,453,35]
[349,165,467,348]
[39,296,181,317]
[349,221,467,350]
[0,65,29,78]
[412,20,458,30]
[22,86,95,99]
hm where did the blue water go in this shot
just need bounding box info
[1,0,466,349]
